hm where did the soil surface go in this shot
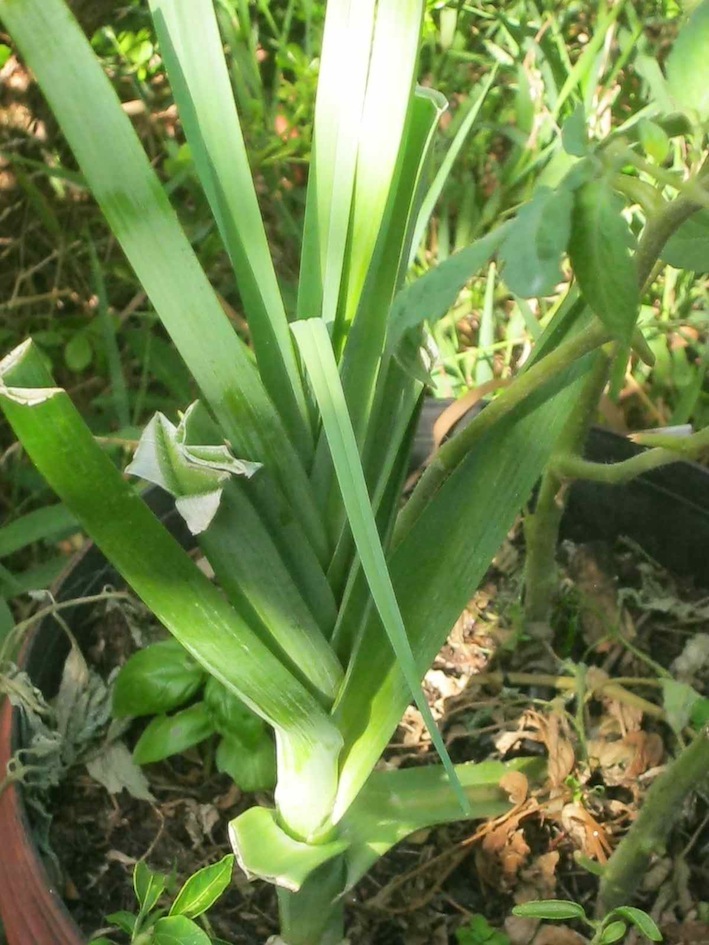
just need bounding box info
[24,534,709,944]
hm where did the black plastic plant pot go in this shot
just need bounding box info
[0,429,708,944]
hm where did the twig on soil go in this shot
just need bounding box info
[469,672,665,720]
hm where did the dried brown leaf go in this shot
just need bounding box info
[500,770,529,805]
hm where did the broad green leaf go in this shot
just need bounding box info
[0,503,77,558]
[638,118,671,164]
[204,676,266,745]
[0,341,343,841]
[0,0,326,559]
[133,861,167,914]
[512,900,586,921]
[297,0,377,327]
[153,915,212,945]
[456,915,510,945]
[338,84,447,447]
[148,0,313,461]
[63,332,93,372]
[133,702,216,764]
[106,911,138,935]
[333,360,591,818]
[666,0,709,122]
[216,734,276,792]
[334,0,426,341]
[113,640,206,718]
[169,854,235,919]
[661,678,703,735]
[611,907,662,941]
[599,920,627,944]
[341,758,543,889]
[561,104,588,157]
[387,225,509,351]
[568,179,639,343]
[228,806,348,892]
[293,319,469,815]
[311,85,447,550]
[500,187,574,298]
[197,481,343,704]
[410,68,498,263]
[662,209,709,272]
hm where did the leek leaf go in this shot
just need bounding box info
[292,320,469,815]
[149,0,313,461]
[0,341,342,840]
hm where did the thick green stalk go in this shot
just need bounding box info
[395,319,611,543]
[553,422,709,482]
[522,168,709,630]
[597,727,709,915]
[523,350,611,632]
[277,859,346,945]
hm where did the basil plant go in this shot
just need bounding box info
[2,1,708,943]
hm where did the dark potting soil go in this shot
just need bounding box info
[38,537,709,945]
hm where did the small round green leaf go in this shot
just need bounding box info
[691,697,709,729]
[512,900,586,921]
[106,910,138,934]
[611,907,662,941]
[638,119,670,165]
[599,920,627,944]
[64,332,93,372]
[113,639,206,718]
[169,854,235,919]
[152,915,212,945]
[666,0,709,122]
[133,702,215,765]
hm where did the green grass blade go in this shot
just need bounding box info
[297,0,377,327]
[149,0,313,462]
[333,360,592,819]
[292,320,470,817]
[0,0,326,558]
[0,341,341,841]
[87,234,130,430]
[0,504,77,558]
[409,67,498,265]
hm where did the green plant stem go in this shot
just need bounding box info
[553,423,709,483]
[276,858,346,945]
[635,172,709,291]
[395,320,611,543]
[597,726,709,915]
[522,165,709,630]
[523,350,611,633]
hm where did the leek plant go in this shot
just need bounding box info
[1,1,708,943]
